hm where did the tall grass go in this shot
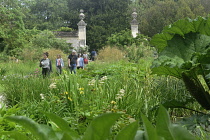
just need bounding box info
[0,47,201,128]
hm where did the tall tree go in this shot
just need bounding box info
[201,0,210,14]
[0,3,27,56]
[66,0,132,50]
[137,0,208,37]
[24,0,69,30]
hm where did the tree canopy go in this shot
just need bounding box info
[1,0,210,55]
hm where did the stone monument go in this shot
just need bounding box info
[54,9,87,52]
[77,9,87,48]
[130,9,139,38]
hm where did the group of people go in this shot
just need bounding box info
[67,50,89,74]
[39,50,94,78]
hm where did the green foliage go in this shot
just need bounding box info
[179,114,210,139]
[0,6,28,56]
[125,44,154,63]
[2,0,210,52]
[5,116,59,140]
[0,105,20,131]
[151,17,210,109]
[137,0,210,37]
[107,30,150,49]
[55,27,74,32]
[115,121,138,140]
[107,29,136,48]
[2,113,122,140]
[31,30,68,49]
[0,57,196,123]
[45,113,80,139]
[106,30,153,63]
[1,106,198,140]
[97,46,126,63]
[140,106,197,140]
[24,0,69,30]
[0,67,6,76]
[1,73,51,105]
[82,113,121,140]
[63,0,131,50]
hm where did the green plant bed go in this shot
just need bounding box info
[0,106,199,140]
[0,51,209,139]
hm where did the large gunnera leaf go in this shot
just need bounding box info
[151,17,210,110]
[151,32,210,78]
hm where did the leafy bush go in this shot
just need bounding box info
[106,30,153,63]
[107,30,150,49]
[55,27,74,32]
[30,30,70,53]
[20,47,43,61]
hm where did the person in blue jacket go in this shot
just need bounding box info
[91,49,97,61]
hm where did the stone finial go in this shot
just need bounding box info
[78,9,87,26]
[130,8,139,37]
[131,8,137,20]
[130,9,138,25]
[77,9,87,47]
[79,9,85,20]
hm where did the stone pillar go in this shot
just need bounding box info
[130,9,139,38]
[77,9,87,48]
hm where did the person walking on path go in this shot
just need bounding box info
[77,54,84,69]
[56,54,64,75]
[39,52,52,78]
[83,52,88,59]
[68,50,78,74]
[91,49,97,61]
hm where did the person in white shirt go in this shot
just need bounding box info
[77,54,84,69]
[39,52,52,78]
[56,54,64,74]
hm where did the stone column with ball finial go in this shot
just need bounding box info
[130,9,139,38]
[77,9,87,48]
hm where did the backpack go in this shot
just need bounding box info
[84,58,88,64]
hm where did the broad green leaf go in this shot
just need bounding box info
[192,16,206,32]
[150,33,173,52]
[162,98,195,109]
[45,113,79,140]
[163,18,194,37]
[82,113,121,140]
[151,17,210,54]
[170,124,197,140]
[115,121,138,140]
[38,124,60,140]
[198,18,210,36]
[160,33,210,64]
[156,106,174,140]
[5,116,58,140]
[0,131,29,140]
[152,32,210,77]
[197,51,210,85]
[141,113,158,140]
[151,66,182,79]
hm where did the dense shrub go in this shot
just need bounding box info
[97,46,126,63]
